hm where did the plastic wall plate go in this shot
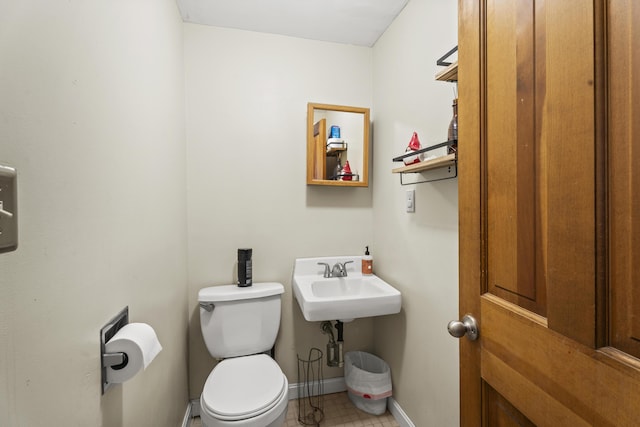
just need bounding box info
[0,165,17,253]
[100,307,129,394]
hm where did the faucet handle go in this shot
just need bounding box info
[342,260,354,276]
[317,262,331,278]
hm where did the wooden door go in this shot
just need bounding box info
[457,0,640,425]
[311,118,327,180]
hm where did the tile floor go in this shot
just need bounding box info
[190,392,400,427]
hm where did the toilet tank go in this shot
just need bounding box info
[198,282,284,359]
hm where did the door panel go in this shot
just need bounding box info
[482,294,640,426]
[487,0,596,345]
[486,0,543,316]
[539,0,596,349]
[458,0,640,425]
[484,382,536,427]
[609,0,640,360]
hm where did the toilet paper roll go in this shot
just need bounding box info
[105,322,162,384]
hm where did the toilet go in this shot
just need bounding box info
[198,282,288,427]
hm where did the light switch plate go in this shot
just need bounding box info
[406,189,415,213]
[0,164,18,253]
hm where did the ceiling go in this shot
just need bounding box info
[176,0,410,47]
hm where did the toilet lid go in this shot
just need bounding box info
[201,354,286,421]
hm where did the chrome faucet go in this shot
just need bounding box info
[331,261,354,277]
[317,261,354,278]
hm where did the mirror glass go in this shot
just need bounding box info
[307,103,370,187]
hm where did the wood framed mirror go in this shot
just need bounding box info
[306,103,370,187]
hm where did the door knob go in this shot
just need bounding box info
[447,314,479,341]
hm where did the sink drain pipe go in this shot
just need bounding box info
[334,321,344,367]
[321,320,344,367]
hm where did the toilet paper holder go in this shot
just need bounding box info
[102,351,128,369]
[100,306,129,394]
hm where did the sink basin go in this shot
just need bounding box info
[292,256,402,322]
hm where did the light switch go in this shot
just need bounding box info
[406,189,415,213]
[0,164,17,253]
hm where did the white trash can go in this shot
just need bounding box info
[344,351,392,415]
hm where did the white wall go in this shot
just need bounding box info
[184,24,376,397]
[0,1,189,426]
[372,0,460,426]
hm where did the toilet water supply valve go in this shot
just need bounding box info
[321,321,344,367]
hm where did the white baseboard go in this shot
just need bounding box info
[387,397,415,427]
[190,398,201,418]
[181,401,192,427]
[287,376,347,400]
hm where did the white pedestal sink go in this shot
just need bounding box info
[292,256,402,322]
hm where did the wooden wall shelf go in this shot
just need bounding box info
[435,61,458,82]
[391,140,457,185]
[392,153,456,174]
[389,46,459,185]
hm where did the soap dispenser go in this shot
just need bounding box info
[362,246,373,275]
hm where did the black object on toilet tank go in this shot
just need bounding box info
[237,248,252,287]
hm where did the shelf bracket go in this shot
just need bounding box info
[398,161,458,185]
[392,140,456,163]
[436,46,458,67]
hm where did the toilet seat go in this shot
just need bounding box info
[201,354,286,421]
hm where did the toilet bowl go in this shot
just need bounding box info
[198,283,288,427]
[200,355,289,427]
[200,355,288,427]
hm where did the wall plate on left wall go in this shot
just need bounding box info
[0,164,17,253]
[100,307,129,394]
